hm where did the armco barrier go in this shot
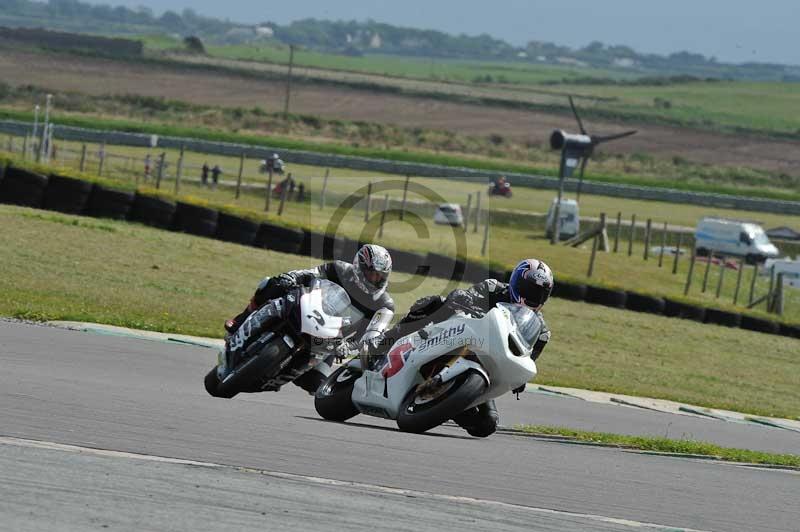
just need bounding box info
[2,119,799,216]
[0,160,796,340]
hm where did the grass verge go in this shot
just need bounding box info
[515,425,800,468]
[1,204,799,419]
[2,106,799,203]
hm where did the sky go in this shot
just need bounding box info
[88,0,799,65]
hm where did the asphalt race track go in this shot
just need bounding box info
[1,320,798,531]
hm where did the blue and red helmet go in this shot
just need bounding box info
[509,259,553,310]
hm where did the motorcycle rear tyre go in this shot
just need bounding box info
[396,371,487,434]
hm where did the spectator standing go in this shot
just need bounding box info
[211,164,222,189]
[296,182,305,202]
[201,162,210,186]
[144,153,152,182]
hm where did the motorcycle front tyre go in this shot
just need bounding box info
[396,371,487,434]
[314,365,361,422]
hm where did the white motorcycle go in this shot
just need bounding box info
[314,302,540,436]
[205,279,363,399]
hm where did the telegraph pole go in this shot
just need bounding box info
[283,45,295,120]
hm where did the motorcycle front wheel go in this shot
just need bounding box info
[204,367,237,399]
[314,365,361,422]
[396,371,487,434]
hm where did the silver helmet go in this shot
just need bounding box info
[353,244,392,299]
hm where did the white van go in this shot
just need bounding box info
[545,198,580,240]
[433,203,464,227]
[695,217,779,263]
[764,257,800,288]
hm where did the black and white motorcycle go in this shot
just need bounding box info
[204,279,363,399]
[314,302,540,435]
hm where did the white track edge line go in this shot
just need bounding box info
[0,435,709,532]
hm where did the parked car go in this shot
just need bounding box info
[695,217,779,264]
[433,203,464,226]
[545,198,580,240]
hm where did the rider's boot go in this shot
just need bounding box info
[453,399,499,438]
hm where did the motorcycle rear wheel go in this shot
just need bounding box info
[314,365,361,422]
[396,371,487,434]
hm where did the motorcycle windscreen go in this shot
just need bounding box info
[299,280,353,338]
[497,303,542,350]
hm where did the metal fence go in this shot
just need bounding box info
[2,118,799,216]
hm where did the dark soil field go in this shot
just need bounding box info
[1,48,799,174]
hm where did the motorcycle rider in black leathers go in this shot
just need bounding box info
[225,244,395,394]
[359,258,553,437]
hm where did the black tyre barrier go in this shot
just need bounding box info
[129,194,176,229]
[172,201,218,237]
[387,248,427,276]
[215,213,259,246]
[462,262,492,283]
[625,292,666,315]
[739,315,781,335]
[43,174,94,214]
[336,237,360,262]
[0,166,47,208]
[585,286,627,309]
[704,309,742,328]
[779,323,800,339]
[663,299,707,323]
[255,223,305,255]
[85,186,134,220]
[551,280,587,302]
[302,232,336,260]
[423,253,466,281]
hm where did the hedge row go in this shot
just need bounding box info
[1,163,797,341]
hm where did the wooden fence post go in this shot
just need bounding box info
[364,182,372,222]
[684,247,696,295]
[733,259,744,305]
[235,152,245,199]
[463,193,472,232]
[265,168,273,212]
[587,233,599,278]
[627,214,636,256]
[658,222,667,267]
[701,255,713,293]
[155,152,165,189]
[715,260,726,298]
[473,191,481,233]
[319,168,329,209]
[174,144,185,195]
[481,210,491,256]
[400,175,410,221]
[748,263,759,305]
[79,144,87,172]
[378,194,390,238]
[613,211,622,253]
[97,142,106,176]
[672,233,683,274]
[766,264,776,312]
[774,273,785,315]
[643,218,652,260]
[277,172,290,216]
[21,136,28,160]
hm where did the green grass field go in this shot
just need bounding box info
[558,81,800,136]
[20,132,800,232]
[140,36,800,138]
[139,34,627,86]
[2,203,798,419]
[7,149,798,325]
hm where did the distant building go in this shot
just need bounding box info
[370,33,382,48]
[255,26,274,37]
[767,226,800,241]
